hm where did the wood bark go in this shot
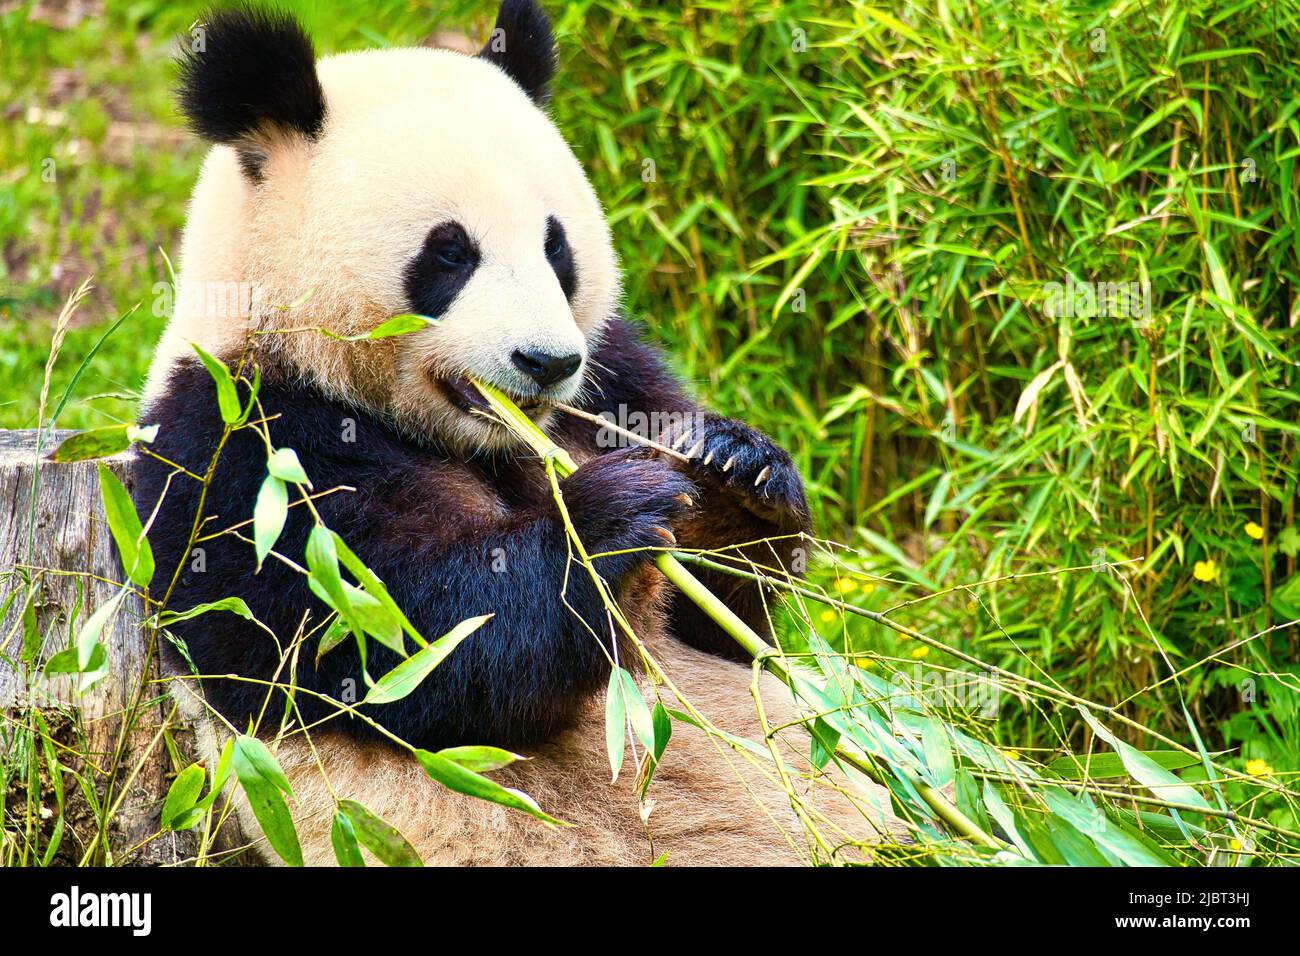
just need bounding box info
[0,429,195,865]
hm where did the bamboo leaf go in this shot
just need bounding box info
[341,583,404,652]
[98,463,153,587]
[436,746,526,773]
[414,749,563,826]
[605,667,626,783]
[20,592,40,664]
[252,474,288,571]
[151,597,254,627]
[1047,751,1209,781]
[1202,239,1235,306]
[50,423,156,462]
[651,702,672,764]
[619,667,654,751]
[330,531,428,648]
[338,799,421,867]
[362,614,490,704]
[330,808,366,867]
[321,314,435,341]
[161,764,207,831]
[52,590,125,691]
[267,447,311,486]
[316,616,350,666]
[305,523,364,639]
[232,736,302,867]
[194,739,234,813]
[191,342,242,424]
[1077,707,1210,810]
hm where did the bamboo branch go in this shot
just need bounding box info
[471,380,1006,852]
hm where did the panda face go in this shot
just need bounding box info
[404,213,581,413]
[159,3,621,452]
[303,48,618,449]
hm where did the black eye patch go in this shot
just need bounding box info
[545,216,577,301]
[403,221,480,318]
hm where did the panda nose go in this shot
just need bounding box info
[511,348,581,389]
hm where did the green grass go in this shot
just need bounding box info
[3,0,1299,863]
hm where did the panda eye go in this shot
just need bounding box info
[544,219,569,261]
[435,240,472,269]
[421,221,477,272]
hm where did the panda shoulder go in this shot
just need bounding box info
[582,316,694,412]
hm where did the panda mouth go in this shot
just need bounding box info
[437,376,544,418]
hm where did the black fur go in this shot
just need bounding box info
[404,221,482,318]
[133,339,696,750]
[544,216,577,300]
[135,319,807,749]
[559,321,811,663]
[177,5,326,179]
[479,0,557,104]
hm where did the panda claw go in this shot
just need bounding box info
[722,455,736,473]
[686,440,705,459]
[674,492,694,508]
[671,431,693,451]
[754,465,771,486]
[650,525,677,546]
[703,450,715,466]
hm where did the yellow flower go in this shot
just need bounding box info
[1193,559,1218,582]
[1245,522,1264,540]
[818,609,837,624]
[853,656,876,669]
[1230,838,1242,851]
[861,581,875,595]
[910,645,930,659]
[1001,750,1022,762]
[833,578,858,594]
[1245,759,1273,777]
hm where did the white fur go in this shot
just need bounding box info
[174,627,906,866]
[145,48,619,452]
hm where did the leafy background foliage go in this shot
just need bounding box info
[2,0,1298,857]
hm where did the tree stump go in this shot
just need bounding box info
[0,429,196,865]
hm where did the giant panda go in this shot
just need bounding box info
[134,0,902,865]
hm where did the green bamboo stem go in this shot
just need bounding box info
[676,552,1283,792]
[471,380,1006,852]
[656,553,1004,851]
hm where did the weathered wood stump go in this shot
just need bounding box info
[0,429,195,865]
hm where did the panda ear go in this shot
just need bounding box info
[479,0,557,105]
[177,6,327,180]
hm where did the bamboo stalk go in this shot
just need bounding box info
[471,380,1006,851]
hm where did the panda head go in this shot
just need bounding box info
[168,1,619,450]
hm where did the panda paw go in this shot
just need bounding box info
[667,414,809,531]
[562,447,697,561]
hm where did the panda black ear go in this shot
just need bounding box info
[177,5,326,180]
[479,0,557,105]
